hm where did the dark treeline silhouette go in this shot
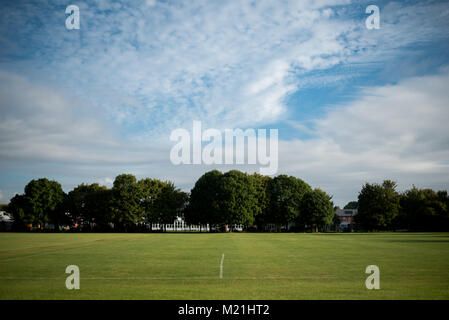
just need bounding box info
[184,170,333,232]
[4,170,334,232]
[6,174,187,232]
[3,172,449,232]
[355,180,449,231]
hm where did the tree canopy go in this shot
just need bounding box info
[343,201,358,209]
[184,170,222,226]
[356,180,400,231]
[299,189,335,232]
[398,187,449,231]
[268,175,311,230]
[5,172,449,232]
[218,170,260,229]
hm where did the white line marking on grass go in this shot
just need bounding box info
[219,253,225,279]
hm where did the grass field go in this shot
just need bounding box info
[0,232,448,299]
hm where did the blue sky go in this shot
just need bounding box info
[1,0,449,206]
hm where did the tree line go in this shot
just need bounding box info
[184,170,334,232]
[7,175,187,232]
[5,170,334,232]
[4,172,449,232]
[354,180,449,231]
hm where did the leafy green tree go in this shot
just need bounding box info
[268,175,311,231]
[153,182,188,231]
[344,201,358,209]
[138,178,166,226]
[185,170,222,227]
[436,190,449,230]
[67,183,111,229]
[299,189,334,232]
[333,211,341,230]
[85,185,111,230]
[356,180,400,231]
[251,173,272,230]
[22,178,66,229]
[49,192,70,230]
[7,194,32,230]
[218,170,259,231]
[399,187,448,231]
[172,188,189,220]
[110,174,144,231]
[66,184,89,224]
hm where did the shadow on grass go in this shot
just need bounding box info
[318,233,449,237]
[385,239,449,243]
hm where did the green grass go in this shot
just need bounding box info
[0,232,448,299]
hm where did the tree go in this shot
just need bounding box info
[344,201,358,209]
[22,178,66,229]
[66,183,111,230]
[333,212,341,231]
[172,188,189,220]
[84,185,111,230]
[356,180,400,231]
[268,175,311,231]
[138,178,166,227]
[218,170,259,231]
[185,170,222,227]
[7,194,31,230]
[153,182,188,231]
[109,174,144,231]
[251,173,272,230]
[398,187,448,231]
[299,189,334,232]
[49,192,70,230]
[436,190,449,230]
[66,184,89,225]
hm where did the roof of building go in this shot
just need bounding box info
[0,211,12,222]
[335,208,358,217]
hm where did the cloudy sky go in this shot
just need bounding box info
[1,0,449,206]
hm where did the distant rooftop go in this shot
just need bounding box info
[0,211,12,222]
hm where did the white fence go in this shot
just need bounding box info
[149,222,245,232]
[150,222,210,232]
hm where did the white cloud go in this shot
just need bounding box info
[1,0,361,133]
[145,0,156,7]
[0,70,169,165]
[278,71,449,205]
[2,0,448,137]
[1,0,449,204]
[98,177,114,186]
[1,70,449,205]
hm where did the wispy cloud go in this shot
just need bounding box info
[0,0,388,131]
[279,70,449,205]
[1,0,449,204]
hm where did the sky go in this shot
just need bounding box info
[1,0,449,207]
